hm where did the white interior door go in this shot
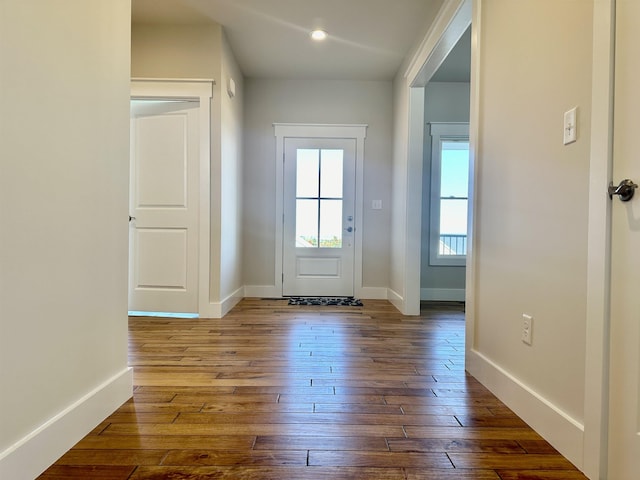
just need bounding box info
[607,1,640,476]
[283,138,356,297]
[129,100,199,313]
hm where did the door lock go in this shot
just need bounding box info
[608,179,638,202]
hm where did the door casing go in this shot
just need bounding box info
[130,79,213,317]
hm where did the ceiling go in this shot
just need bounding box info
[131,0,470,81]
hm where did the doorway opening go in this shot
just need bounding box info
[420,28,471,303]
[129,79,213,318]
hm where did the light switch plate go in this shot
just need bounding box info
[563,107,577,145]
[372,200,382,210]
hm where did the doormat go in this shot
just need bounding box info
[288,297,363,306]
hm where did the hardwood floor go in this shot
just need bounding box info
[39,299,587,479]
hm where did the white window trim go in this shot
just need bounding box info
[274,124,367,297]
[429,122,469,267]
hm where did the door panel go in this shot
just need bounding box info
[283,138,356,297]
[608,1,640,477]
[129,100,199,313]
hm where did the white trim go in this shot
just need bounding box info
[243,285,388,300]
[0,368,133,480]
[387,288,404,312]
[403,87,426,315]
[583,1,615,478]
[273,123,367,298]
[467,350,585,470]
[219,286,245,317]
[465,0,482,371]
[130,79,214,320]
[405,0,472,87]
[420,288,465,302]
[243,285,282,298]
[357,286,389,300]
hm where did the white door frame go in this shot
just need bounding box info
[274,123,367,298]
[130,79,213,317]
[583,1,616,478]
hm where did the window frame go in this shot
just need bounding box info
[428,122,470,267]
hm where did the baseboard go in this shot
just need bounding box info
[420,288,465,301]
[220,286,244,317]
[387,288,404,313]
[243,285,281,299]
[0,367,133,480]
[244,285,388,301]
[466,349,585,471]
[356,287,388,299]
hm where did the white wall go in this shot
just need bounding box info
[466,0,593,470]
[219,32,244,309]
[390,0,449,314]
[0,1,132,478]
[421,82,470,297]
[242,79,393,295]
[131,22,245,315]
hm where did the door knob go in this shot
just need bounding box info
[345,226,353,233]
[608,179,638,202]
[129,215,136,222]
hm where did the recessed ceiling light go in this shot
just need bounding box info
[310,29,328,41]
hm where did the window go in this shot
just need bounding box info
[429,123,470,266]
[295,148,344,248]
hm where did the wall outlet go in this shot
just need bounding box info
[522,314,533,345]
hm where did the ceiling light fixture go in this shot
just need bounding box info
[310,29,328,41]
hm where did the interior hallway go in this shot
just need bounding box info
[39,300,586,479]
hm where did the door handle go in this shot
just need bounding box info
[345,226,353,233]
[608,179,638,202]
[129,215,136,222]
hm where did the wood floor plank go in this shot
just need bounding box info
[308,450,452,468]
[129,466,407,480]
[173,412,459,427]
[405,469,501,479]
[37,300,588,480]
[386,438,526,454]
[53,449,167,466]
[448,452,577,470]
[161,449,307,466]
[102,422,406,437]
[253,435,389,451]
[496,470,591,479]
[38,465,135,479]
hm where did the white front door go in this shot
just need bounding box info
[283,138,356,297]
[607,0,640,476]
[128,100,199,313]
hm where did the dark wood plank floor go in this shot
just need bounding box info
[39,299,587,479]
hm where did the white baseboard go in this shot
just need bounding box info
[243,285,281,298]
[0,367,133,480]
[466,349,584,471]
[420,288,465,301]
[220,286,244,317]
[199,286,245,318]
[356,287,388,299]
[387,288,404,313]
[243,285,389,301]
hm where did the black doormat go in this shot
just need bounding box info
[288,297,363,306]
